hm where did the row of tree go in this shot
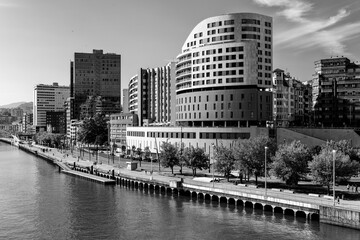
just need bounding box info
[34,132,64,148]
[159,142,209,176]
[157,136,360,193]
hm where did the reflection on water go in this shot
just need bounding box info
[0,142,359,240]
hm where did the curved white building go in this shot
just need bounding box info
[176,13,273,127]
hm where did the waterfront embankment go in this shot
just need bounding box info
[1,137,360,230]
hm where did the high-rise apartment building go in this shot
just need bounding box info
[33,82,70,132]
[175,13,273,127]
[72,49,121,120]
[128,62,175,126]
[312,57,360,127]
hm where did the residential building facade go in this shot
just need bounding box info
[128,62,175,126]
[312,57,360,127]
[22,113,33,133]
[175,13,273,128]
[272,69,312,127]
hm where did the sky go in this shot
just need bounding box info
[1,0,360,105]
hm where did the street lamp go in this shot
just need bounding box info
[333,149,336,206]
[211,143,215,188]
[265,146,268,199]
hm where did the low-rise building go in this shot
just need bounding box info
[126,126,268,156]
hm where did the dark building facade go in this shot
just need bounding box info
[312,57,360,127]
[72,49,121,120]
[46,111,66,134]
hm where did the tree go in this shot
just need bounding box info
[77,114,108,145]
[271,141,312,185]
[35,132,64,148]
[214,144,235,181]
[184,146,209,177]
[131,145,136,159]
[159,142,179,174]
[136,147,142,166]
[309,148,360,194]
[143,146,151,160]
[176,142,186,174]
[233,135,277,185]
[324,140,360,162]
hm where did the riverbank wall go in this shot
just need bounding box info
[320,206,360,230]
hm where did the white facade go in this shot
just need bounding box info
[126,126,268,156]
[33,82,70,128]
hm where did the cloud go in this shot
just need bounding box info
[253,0,357,56]
[254,0,313,22]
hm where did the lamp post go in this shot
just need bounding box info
[265,146,268,199]
[211,143,215,188]
[333,149,336,206]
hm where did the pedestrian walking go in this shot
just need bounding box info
[347,184,350,191]
[337,196,340,204]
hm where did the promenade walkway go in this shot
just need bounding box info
[42,145,360,211]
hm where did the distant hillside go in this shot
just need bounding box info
[0,101,26,108]
[0,102,33,113]
[18,102,33,114]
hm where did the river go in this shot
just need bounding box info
[0,142,359,240]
